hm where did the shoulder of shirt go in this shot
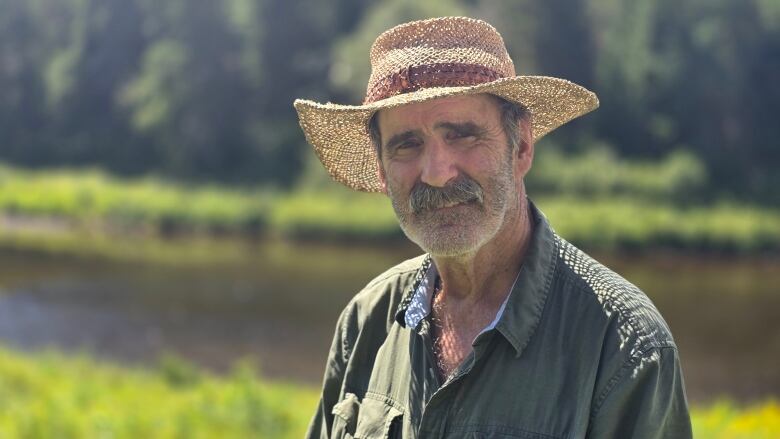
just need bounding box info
[361,253,429,292]
[338,253,427,331]
[552,235,677,356]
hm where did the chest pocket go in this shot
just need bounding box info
[331,392,404,439]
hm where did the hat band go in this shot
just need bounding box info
[364,63,504,104]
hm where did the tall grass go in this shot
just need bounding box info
[0,164,271,234]
[1,161,779,252]
[0,346,777,438]
[536,196,780,252]
[692,400,780,439]
[527,145,708,201]
[0,347,316,438]
[268,188,400,240]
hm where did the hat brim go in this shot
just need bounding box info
[294,76,599,193]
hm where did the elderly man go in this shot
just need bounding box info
[295,17,692,439]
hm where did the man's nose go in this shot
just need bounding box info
[420,139,458,187]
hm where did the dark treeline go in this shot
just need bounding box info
[1,0,778,203]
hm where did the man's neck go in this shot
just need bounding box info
[431,196,533,308]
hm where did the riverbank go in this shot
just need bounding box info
[1,163,779,258]
[0,345,776,438]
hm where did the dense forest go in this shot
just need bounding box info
[1,0,779,203]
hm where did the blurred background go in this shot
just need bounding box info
[0,0,778,437]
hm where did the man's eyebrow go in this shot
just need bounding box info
[384,130,420,151]
[435,121,487,137]
[383,122,486,152]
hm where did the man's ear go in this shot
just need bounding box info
[376,159,388,194]
[515,120,534,176]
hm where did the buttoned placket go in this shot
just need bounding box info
[413,314,499,438]
[400,256,522,438]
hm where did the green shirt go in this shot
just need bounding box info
[307,203,692,438]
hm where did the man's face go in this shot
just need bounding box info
[375,94,531,257]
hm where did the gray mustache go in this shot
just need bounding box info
[409,177,484,214]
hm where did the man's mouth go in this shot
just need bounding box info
[430,198,478,211]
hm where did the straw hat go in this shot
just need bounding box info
[294,16,599,192]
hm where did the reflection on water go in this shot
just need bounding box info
[0,243,777,403]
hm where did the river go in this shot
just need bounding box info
[0,241,777,404]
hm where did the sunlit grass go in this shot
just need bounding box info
[0,346,317,439]
[536,196,780,252]
[1,162,779,253]
[0,346,777,438]
[268,188,400,240]
[0,164,271,234]
[691,399,780,439]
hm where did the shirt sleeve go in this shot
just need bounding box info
[586,346,693,439]
[305,302,355,439]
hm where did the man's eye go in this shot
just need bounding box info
[447,131,472,140]
[397,141,420,150]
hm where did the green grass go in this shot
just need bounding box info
[528,145,708,201]
[0,345,777,438]
[0,164,271,235]
[1,162,779,254]
[0,346,317,439]
[692,400,780,439]
[536,196,780,252]
[268,188,401,241]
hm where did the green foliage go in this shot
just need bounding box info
[222,0,264,87]
[0,163,271,235]
[0,346,317,438]
[528,144,707,201]
[121,40,189,132]
[535,197,780,252]
[270,188,401,241]
[276,153,401,240]
[0,345,777,437]
[0,162,779,253]
[40,0,89,108]
[756,0,780,28]
[158,354,203,388]
[692,400,780,439]
[0,0,779,202]
[591,0,661,104]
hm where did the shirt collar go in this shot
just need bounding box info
[394,255,433,328]
[403,260,439,330]
[495,201,557,358]
[394,200,557,358]
[401,259,520,333]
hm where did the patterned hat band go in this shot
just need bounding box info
[364,63,504,104]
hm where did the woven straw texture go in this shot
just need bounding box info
[294,17,599,192]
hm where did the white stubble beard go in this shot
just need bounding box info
[387,156,519,258]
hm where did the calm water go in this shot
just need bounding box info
[0,242,777,404]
